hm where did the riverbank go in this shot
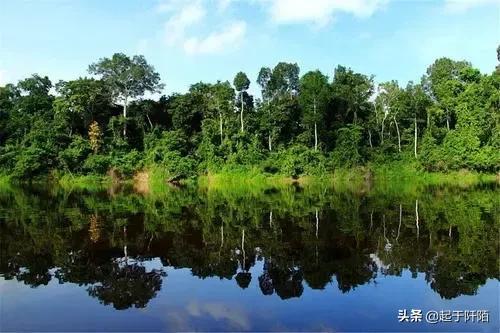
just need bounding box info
[1,162,496,194]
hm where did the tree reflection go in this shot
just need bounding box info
[87,260,166,310]
[0,182,498,308]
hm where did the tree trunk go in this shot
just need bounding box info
[241,229,245,270]
[381,114,387,144]
[123,226,128,265]
[445,108,450,131]
[240,93,244,132]
[370,210,373,232]
[268,134,272,151]
[415,199,419,239]
[123,95,128,138]
[314,122,318,151]
[313,98,318,151]
[315,209,319,238]
[394,116,401,153]
[220,225,224,248]
[146,113,153,130]
[397,204,402,241]
[368,129,373,148]
[414,116,418,158]
[219,112,223,144]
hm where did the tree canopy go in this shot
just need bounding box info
[0,50,499,180]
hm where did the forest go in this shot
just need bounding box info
[0,50,498,181]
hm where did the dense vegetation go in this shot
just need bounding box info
[0,50,498,181]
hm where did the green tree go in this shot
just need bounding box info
[299,70,330,151]
[332,66,373,124]
[423,58,470,130]
[54,78,112,136]
[404,83,431,158]
[259,63,301,151]
[375,81,404,150]
[257,67,273,150]
[233,72,250,132]
[88,53,164,137]
[208,81,235,144]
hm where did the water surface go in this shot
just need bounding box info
[1,183,498,332]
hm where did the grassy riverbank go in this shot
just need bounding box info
[0,163,496,194]
[195,165,496,197]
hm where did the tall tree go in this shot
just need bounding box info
[332,66,374,124]
[88,53,164,137]
[299,70,330,151]
[404,83,431,158]
[257,67,273,150]
[208,81,235,143]
[233,72,250,132]
[375,81,404,151]
[258,63,301,150]
[271,62,300,98]
[54,78,112,136]
[423,58,470,130]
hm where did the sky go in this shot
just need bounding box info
[0,0,499,97]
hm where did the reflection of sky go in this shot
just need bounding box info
[1,259,498,332]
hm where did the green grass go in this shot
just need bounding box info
[2,162,496,197]
[371,160,496,185]
[148,166,197,192]
[55,173,112,192]
[194,162,496,199]
[0,174,12,191]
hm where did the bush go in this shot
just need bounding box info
[271,144,328,177]
[12,146,50,178]
[144,130,188,162]
[420,128,499,172]
[330,125,363,168]
[144,130,198,178]
[58,135,91,172]
[83,154,112,174]
[111,149,144,176]
[226,135,264,167]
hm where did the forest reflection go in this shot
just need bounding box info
[0,182,498,310]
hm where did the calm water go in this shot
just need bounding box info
[0,183,498,332]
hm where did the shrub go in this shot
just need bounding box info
[58,135,91,172]
[111,149,144,176]
[271,144,328,177]
[330,125,363,168]
[83,154,112,174]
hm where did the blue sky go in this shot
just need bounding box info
[0,0,498,96]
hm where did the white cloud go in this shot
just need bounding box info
[186,301,250,330]
[164,1,206,45]
[183,21,247,54]
[155,0,185,13]
[217,0,233,12]
[159,0,245,54]
[262,0,388,26]
[444,0,499,13]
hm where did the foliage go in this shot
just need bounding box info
[330,125,364,168]
[0,52,498,182]
[88,121,102,153]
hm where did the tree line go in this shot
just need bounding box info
[0,50,498,179]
